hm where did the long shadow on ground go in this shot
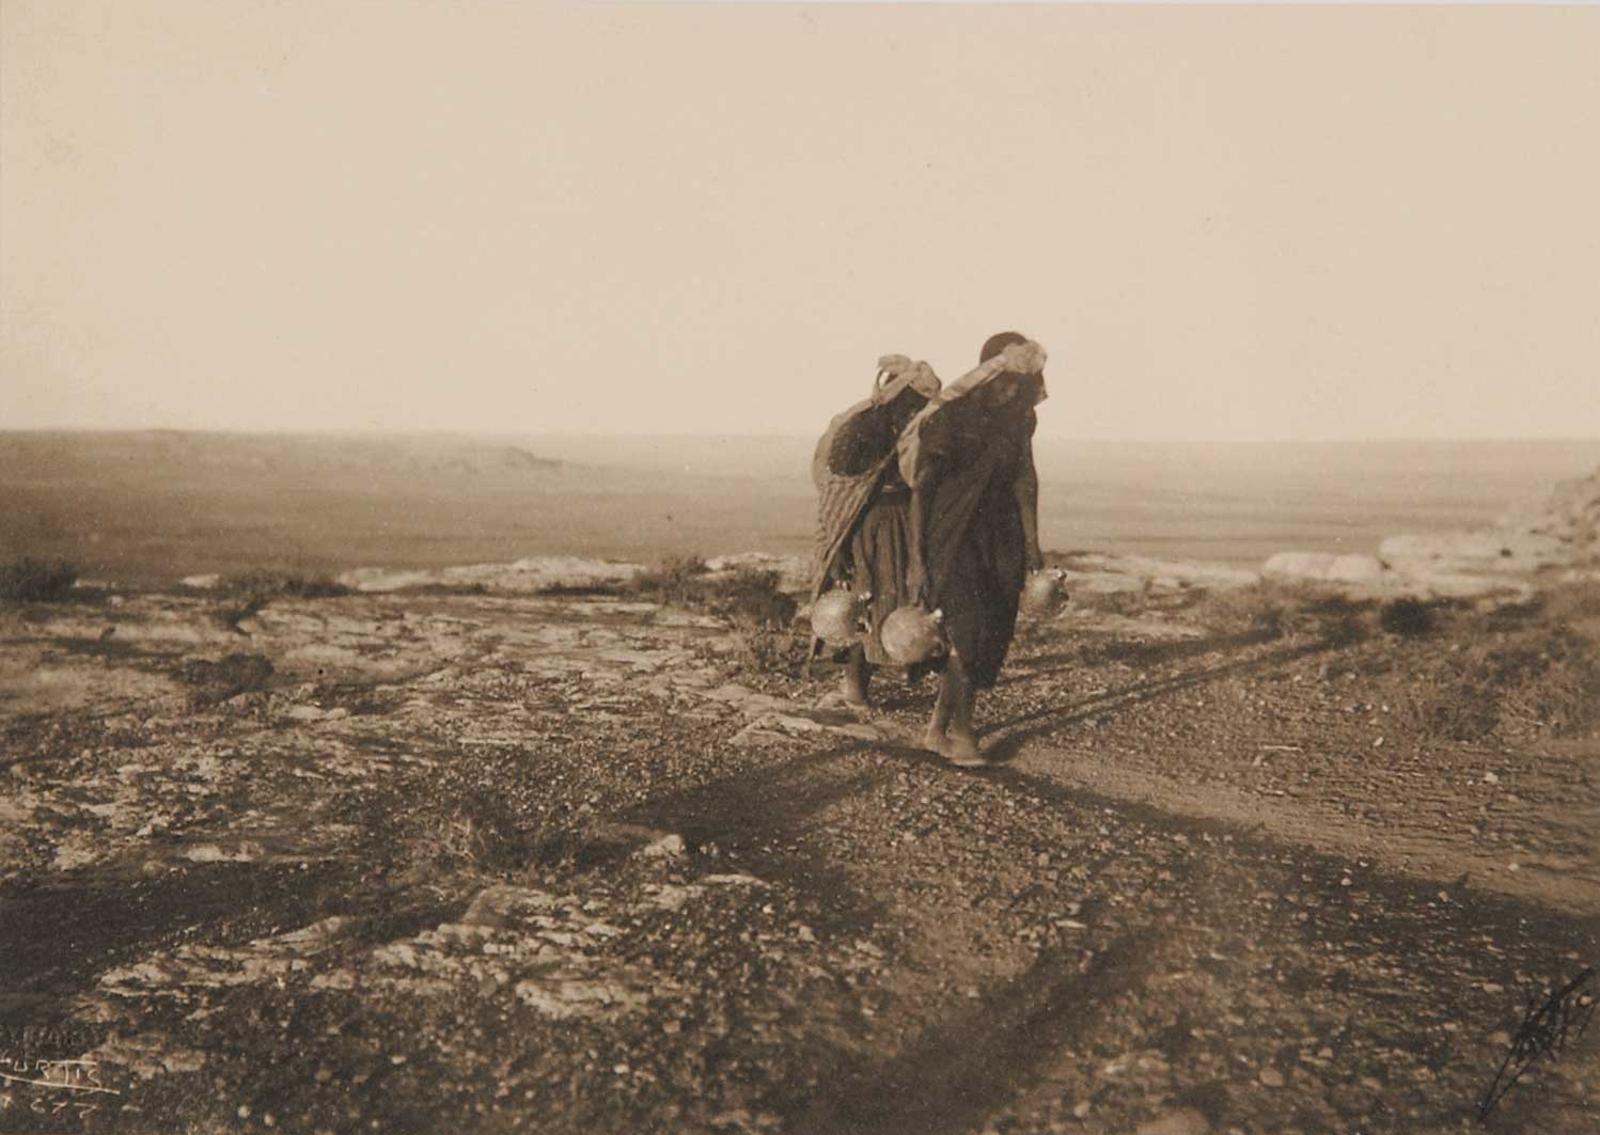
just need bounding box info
[980,635,1349,763]
[789,932,1159,1135]
[622,741,900,935]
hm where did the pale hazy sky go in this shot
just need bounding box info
[3,2,1597,441]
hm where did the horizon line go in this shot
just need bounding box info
[3,425,1599,448]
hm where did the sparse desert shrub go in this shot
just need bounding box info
[625,558,798,629]
[215,571,349,630]
[624,557,804,673]
[399,581,491,596]
[183,651,274,706]
[1401,663,1503,742]
[1541,580,1600,626]
[1186,582,1375,645]
[1397,625,1600,742]
[1494,627,1600,738]
[1066,587,1151,618]
[705,568,798,630]
[225,570,350,600]
[0,557,79,602]
[1379,597,1436,637]
[530,580,616,598]
[391,745,556,872]
[625,554,710,605]
[1184,583,1293,638]
[737,624,813,677]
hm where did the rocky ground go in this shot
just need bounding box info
[1,555,1597,1134]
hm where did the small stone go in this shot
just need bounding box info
[1037,852,1051,867]
[642,833,686,859]
[390,1054,407,1065]
[1483,771,1500,784]
[238,1105,251,1119]
[1259,1067,1285,1087]
[1072,1100,1092,1119]
[1135,1107,1210,1135]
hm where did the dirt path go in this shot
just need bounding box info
[2,586,1596,1133]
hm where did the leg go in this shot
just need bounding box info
[938,652,984,767]
[921,661,955,751]
[839,644,872,708]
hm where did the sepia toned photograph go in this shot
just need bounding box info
[2,2,1597,1132]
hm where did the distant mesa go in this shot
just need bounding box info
[1266,465,1600,598]
[497,445,560,472]
[1380,464,1599,578]
[0,430,563,478]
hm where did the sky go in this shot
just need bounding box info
[2,2,1597,441]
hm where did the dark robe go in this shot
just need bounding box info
[900,379,1042,688]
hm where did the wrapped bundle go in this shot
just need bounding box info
[810,356,940,602]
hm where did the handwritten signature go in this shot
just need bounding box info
[1478,967,1596,1122]
[0,1058,117,1095]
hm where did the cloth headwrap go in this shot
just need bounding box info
[928,339,1047,407]
[871,356,942,405]
[897,338,1048,487]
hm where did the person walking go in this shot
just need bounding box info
[811,355,941,706]
[900,332,1048,765]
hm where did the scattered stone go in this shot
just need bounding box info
[1136,1107,1212,1135]
[641,833,687,859]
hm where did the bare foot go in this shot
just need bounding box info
[838,676,869,709]
[939,729,986,768]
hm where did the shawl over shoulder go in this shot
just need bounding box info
[897,339,1046,489]
[810,359,940,602]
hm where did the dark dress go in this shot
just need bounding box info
[823,405,919,666]
[909,396,1038,688]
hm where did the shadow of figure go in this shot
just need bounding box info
[789,930,1159,1135]
[621,739,904,934]
[1002,627,1284,686]
[0,856,449,1007]
[979,634,1354,766]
